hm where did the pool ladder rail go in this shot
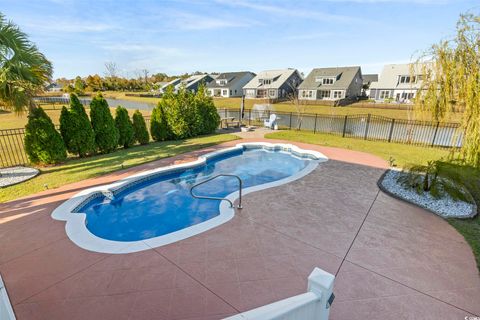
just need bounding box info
[190,174,243,209]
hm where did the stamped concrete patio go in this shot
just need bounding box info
[0,139,478,320]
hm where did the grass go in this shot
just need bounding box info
[0,105,152,130]
[0,133,238,203]
[265,130,450,167]
[265,129,480,271]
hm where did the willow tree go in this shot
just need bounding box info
[0,13,52,113]
[415,13,480,167]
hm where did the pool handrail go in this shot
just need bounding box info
[190,174,243,209]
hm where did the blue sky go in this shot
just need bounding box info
[2,0,478,78]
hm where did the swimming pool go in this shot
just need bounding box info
[52,143,328,253]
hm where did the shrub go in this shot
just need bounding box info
[132,110,149,145]
[60,94,96,157]
[24,107,67,164]
[194,84,220,134]
[114,106,135,148]
[90,94,119,153]
[151,89,174,141]
[162,86,192,139]
[397,160,471,202]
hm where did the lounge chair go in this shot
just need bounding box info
[264,114,277,129]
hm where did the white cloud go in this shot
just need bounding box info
[169,12,255,30]
[214,0,363,23]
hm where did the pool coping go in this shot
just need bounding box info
[51,142,328,254]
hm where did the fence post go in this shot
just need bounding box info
[248,109,251,126]
[342,115,348,137]
[431,121,440,147]
[313,114,318,134]
[364,114,371,140]
[388,118,395,142]
[289,112,293,129]
[224,108,227,119]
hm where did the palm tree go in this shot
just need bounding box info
[0,12,52,113]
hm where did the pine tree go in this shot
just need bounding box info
[24,107,67,164]
[90,94,119,153]
[60,94,96,157]
[114,106,135,148]
[151,89,174,141]
[132,110,149,145]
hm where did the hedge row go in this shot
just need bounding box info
[24,93,150,164]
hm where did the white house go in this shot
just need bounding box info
[243,69,302,100]
[206,72,255,98]
[369,63,430,103]
[45,83,62,92]
[297,66,363,101]
[173,74,214,94]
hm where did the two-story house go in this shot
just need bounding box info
[242,69,302,100]
[297,66,363,101]
[369,63,430,103]
[206,72,255,98]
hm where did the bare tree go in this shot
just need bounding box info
[286,76,306,130]
[141,69,149,84]
[104,61,118,78]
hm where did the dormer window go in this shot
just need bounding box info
[315,77,335,85]
[399,75,417,84]
[216,79,227,85]
[261,79,272,85]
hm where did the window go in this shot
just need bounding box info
[318,90,331,99]
[399,75,417,84]
[333,91,343,99]
[217,79,227,85]
[269,89,276,97]
[246,89,255,97]
[380,90,390,99]
[301,90,313,98]
[222,89,228,96]
[260,79,272,85]
[315,77,335,85]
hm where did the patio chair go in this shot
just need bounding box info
[264,114,277,129]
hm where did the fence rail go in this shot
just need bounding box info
[0,108,461,168]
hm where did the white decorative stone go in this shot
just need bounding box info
[381,170,475,218]
[0,166,39,188]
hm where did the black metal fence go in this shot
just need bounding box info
[0,108,461,168]
[220,108,462,148]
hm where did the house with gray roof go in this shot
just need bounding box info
[362,74,378,97]
[173,74,215,94]
[369,63,430,103]
[206,72,255,98]
[243,69,302,100]
[159,78,181,93]
[298,66,363,101]
[45,82,63,92]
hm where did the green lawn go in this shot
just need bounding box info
[265,130,480,271]
[0,133,238,203]
[265,130,451,167]
[0,105,151,130]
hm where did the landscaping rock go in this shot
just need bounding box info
[379,169,476,219]
[0,166,39,188]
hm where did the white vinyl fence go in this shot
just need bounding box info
[0,276,16,320]
[225,268,335,320]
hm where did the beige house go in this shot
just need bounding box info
[297,66,363,101]
[369,63,430,103]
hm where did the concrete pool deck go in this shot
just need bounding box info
[0,138,478,319]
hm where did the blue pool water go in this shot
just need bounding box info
[79,148,313,242]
